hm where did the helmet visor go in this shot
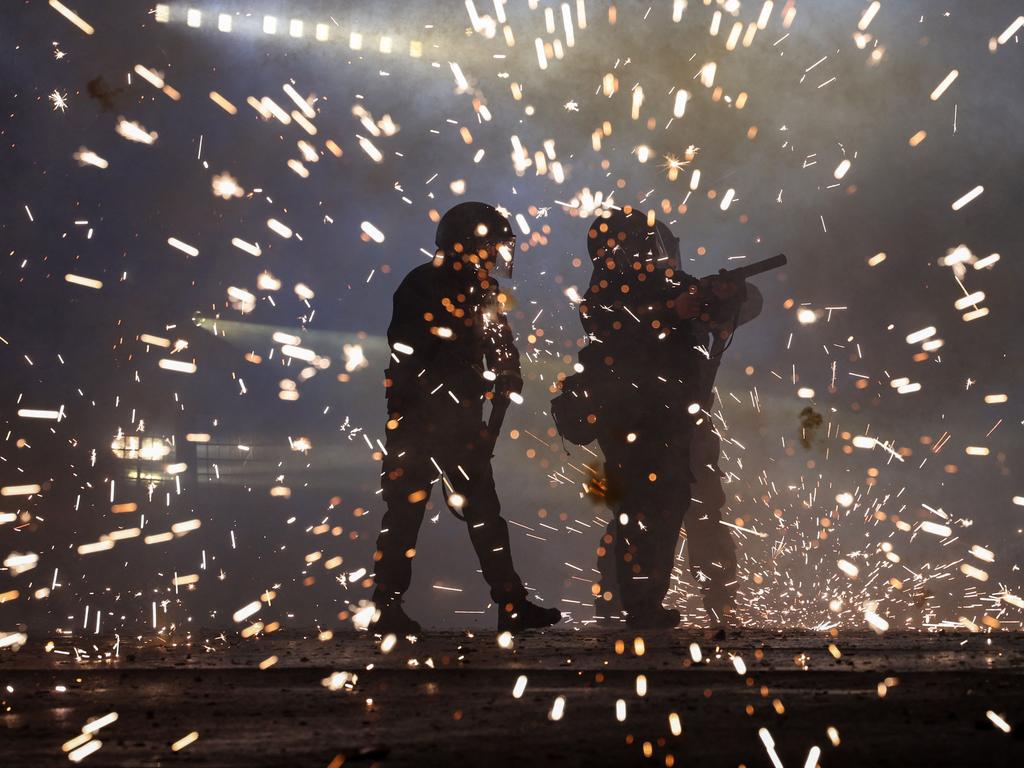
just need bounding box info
[614,226,668,269]
[492,237,516,278]
[652,226,677,269]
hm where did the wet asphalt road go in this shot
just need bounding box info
[2,629,1023,767]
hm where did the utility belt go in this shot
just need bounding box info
[385,367,488,412]
[551,366,697,448]
[551,371,602,447]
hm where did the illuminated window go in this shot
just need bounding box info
[186,8,201,28]
[111,435,172,461]
[263,15,277,34]
[126,470,168,484]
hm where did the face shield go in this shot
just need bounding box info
[652,226,680,272]
[612,227,668,270]
[488,236,517,278]
[463,218,516,279]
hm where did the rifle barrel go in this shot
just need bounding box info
[732,253,787,279]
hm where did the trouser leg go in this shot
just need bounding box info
[444,435,527,605]
[605,439,689,615]
[615,486,686,613]
[686,428,737,610]
[645,500,687,605]
[594,516,621,614]
[685,491,737,608]
[374,423,432,596]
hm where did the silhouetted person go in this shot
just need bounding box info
[372,202,561,635]
[589,219,762,627]
[574,208,703,628]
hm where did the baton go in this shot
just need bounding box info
[486,393,511,455]
[446,392,510,522]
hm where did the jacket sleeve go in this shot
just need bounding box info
[483,282,520,378]
[580,265,619,340]
[385,273,437,402]
[736,283,764,327]
[386,276,421,352]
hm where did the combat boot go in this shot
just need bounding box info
[371,590,422,636]
[704,596,736,627]
[703,595,736,639]
[498,598,561,632]
[593,598,623,625]
[626,606,680,629]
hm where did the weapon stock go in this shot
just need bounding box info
[695,253,787,339]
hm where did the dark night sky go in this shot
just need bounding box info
[1,0,1023,632]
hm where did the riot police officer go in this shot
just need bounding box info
[576,207,703,628]
[372,202,561,635]
[586,216,760,627]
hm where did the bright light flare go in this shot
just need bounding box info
[74,147,109,168]
[171,732,199,752]
[267,219,293,239]
[65,274,103,289]
[49,0,94,35]
[987,711,1012,733]
[919,520,952,538]
[167,237,199,257]
[549,695,566,721]
[158,359,197,374]
[905,326,936,344]
[929,69,958,101]
[361,221,385,243]
[951,185,984,211]
[837,559,859,578]
[116,119,157,145]
[513,675,528,698]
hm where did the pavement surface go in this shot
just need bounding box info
[2,628,1023,767]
